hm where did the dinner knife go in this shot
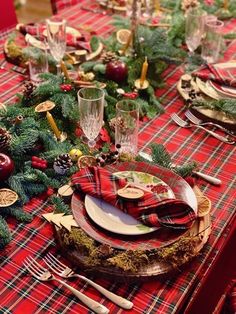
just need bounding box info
[138,152,222,186]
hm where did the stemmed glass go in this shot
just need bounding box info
[78,87,105,148]
[46,18,66,75]
[185,8,204,58]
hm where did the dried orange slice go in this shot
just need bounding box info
[197,195,211,217]
[116,29,131,45]
[0,188,18,207]
[77,155,97,169]
[35,101,55,113]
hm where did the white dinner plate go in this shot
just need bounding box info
[85,195,158,235]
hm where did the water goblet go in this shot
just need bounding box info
[115,100,139,158]
[46,18,66,75]
[185,8,204,57]
[78,87,105,148]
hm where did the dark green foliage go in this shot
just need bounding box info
[136,144,197,178]
[192,98,236,119]
[134,25,185,63]
[1,205,32,223]
[174,161,198,178]
[168,12,186,48]
[150,143,172,169]
[90,36,100,52]
[0,217,11,249]
[50,195,71,214]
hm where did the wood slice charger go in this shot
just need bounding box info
[53,164,211,282]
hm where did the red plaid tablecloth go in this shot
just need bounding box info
[0,4,235,314]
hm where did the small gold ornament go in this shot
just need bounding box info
[69,148,83,161]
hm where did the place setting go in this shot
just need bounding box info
[176,6,236,136]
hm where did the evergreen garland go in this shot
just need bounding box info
[192,98,236,119]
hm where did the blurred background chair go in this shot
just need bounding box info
[50,0,81,14]
[0,0,18,32]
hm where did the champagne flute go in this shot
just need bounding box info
[78,87,105,148]
[185,8,204,57]
[46,18,66,75]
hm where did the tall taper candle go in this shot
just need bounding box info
[140,56,148,87]
[46,111,61,140]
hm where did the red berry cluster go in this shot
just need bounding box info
[31,156,48,170]
[148,184,169,194]
[60,84,72,92]
[123,92,138,99]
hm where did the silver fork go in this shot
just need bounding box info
[43,253,133,310]
[23,256,109,314]
[185,110,236,138]
[170,113,235,144]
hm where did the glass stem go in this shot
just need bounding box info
[56,63,61,76]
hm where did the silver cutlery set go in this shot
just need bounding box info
[171,110,235,145]
[24,254,133,314]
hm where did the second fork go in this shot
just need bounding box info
[171,113,235,144]
[185,110,236,139]
[44,253,133,310]
[24,256,109,314]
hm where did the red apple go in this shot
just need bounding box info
[0,153,14,181]
[105,60,128,84]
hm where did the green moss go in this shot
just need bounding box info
[107,250,149,272]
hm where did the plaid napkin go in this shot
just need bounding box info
[71,167,196,230]
[18,23,91,51]
[194,63,236,87]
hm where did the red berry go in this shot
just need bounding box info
[60,84,72,92]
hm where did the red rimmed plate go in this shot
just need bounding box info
[71,162,197,250]
[209,80,236,98]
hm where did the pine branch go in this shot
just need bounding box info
[0,217,11,249]
[8,174,29,204]
[1,206,33,223]
[192,98,236,119]
[150,144,172,169]
[32,169,61,189]
[50,195,71,214]
[10,129,39,155]
[173,161,198,178]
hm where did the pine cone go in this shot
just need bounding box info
[100,51,118,64]
[181,0,199,11]
[53,154,73,175]
[22,81,37,101]
[0,128,11,152]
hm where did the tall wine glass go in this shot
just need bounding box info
[46,18,66,75]
[78,87,105,148]
[185,8,204,57]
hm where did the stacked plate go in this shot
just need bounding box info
[71,162,198,251]
[197,62,236,99]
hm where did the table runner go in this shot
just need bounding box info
[0,3,235,313]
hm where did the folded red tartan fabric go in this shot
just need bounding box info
[193,63,236,87]
[18,24,91,51]
[71,167,196,230]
